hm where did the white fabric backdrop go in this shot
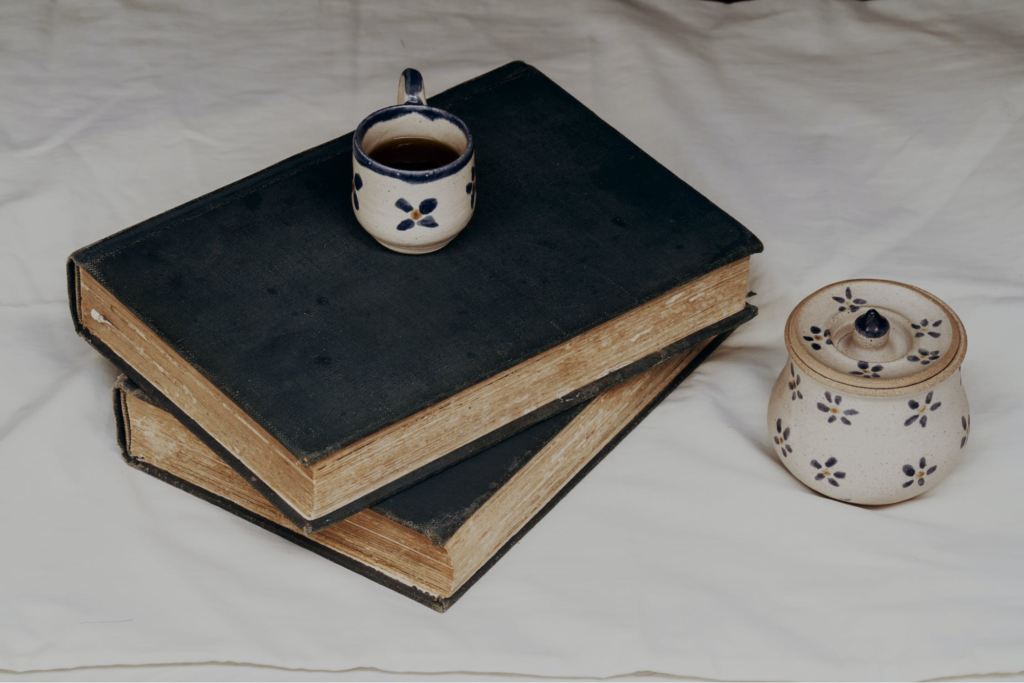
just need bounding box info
[1,0,1023,679]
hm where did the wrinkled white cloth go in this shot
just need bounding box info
[1,0,1023,679]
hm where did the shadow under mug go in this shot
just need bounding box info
[352,69,476,255]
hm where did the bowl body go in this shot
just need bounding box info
[768,357,970,504]
[769,279,970,505]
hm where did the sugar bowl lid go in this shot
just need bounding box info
[785,280,967,396]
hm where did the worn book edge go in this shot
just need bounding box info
[114,332,730,612]
[103,303,755,534]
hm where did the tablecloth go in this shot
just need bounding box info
[2,0,1023,679]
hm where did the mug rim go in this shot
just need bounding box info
[353,104,474,184]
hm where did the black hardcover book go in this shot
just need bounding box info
[114,334,729,611]
[70,61,761,532]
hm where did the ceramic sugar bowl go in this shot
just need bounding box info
[768,280,969,505]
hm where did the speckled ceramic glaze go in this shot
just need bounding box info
[352,69,476,254]
[769,280,969,505]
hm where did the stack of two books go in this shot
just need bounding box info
[67,62,761,611]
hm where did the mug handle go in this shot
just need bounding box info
[398,68,427,106]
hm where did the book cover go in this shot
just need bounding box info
[70,61,761,531]
[115,334,728,611]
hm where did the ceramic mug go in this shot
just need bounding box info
[351,69,476,254]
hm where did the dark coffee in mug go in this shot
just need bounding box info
[368,136,461,171]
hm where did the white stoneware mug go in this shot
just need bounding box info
[351,68,476,254]
[768,280,969,505]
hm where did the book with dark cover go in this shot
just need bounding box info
[114,334,729,612]
[70,61,761,532]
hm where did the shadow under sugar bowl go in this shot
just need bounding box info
[768,279,969,505]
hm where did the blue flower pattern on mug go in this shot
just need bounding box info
[465,166,476,209]
[788,363,803,400]
[902,457,937,488]
[811,457,846,487]
[351,174,363,211]
[904,391,941,427]
[911,318,942,339]
[396,197,439,231]
[803,326,832,351]
[774,418,793,458]
[817,391,858,425]
[832,286,867,313]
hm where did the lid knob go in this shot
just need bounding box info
[853,308,890,349]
